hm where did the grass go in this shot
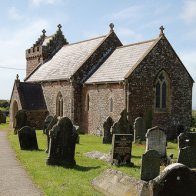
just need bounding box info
[7,130,178,196]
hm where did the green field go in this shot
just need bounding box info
[6,129,178,196]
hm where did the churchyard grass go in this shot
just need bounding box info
[7,129,178,196]
[0,116,11,129]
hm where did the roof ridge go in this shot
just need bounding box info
[117,38,158,49]
[63,35,107,47]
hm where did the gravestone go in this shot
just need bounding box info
[14,110,27,134]
[177,132,196,168]
[18,126,38,150]
[112,109,132,134]
[140,150,160,181]
[43,115,58,153]
[0,111,6,123]
[73,125,80,144]
[111,134,133,166]
[103,116,114,144]
[46,117,77,166]
[149,163,196,196]
[133,117,146,142]
[146,126,166,158]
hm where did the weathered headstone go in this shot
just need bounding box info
[112,109,132,134]
[14,110,27,134]
[111,134,133,166]
[46,117,77,166]
[103,116,114,144]
[133,117,146,142]
[73,125,80,144]
[0,111,6,123]
[140,150,160,181]
[43,115,58,153]
[18,126,38,150]
[146,126,166,158]
[177,132,196,168]
[149,163,196,196]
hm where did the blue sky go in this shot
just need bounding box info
[0,0,196,109]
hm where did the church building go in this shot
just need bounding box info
[10,24,194,139]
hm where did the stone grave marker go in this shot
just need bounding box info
[73,125,80,144]
[112,109,132,134]
[177,132,196,168]
[149,163,196,196]
[46,117,78,166]
[14,110,27,134]
[43,115,58,153]
[18,126,38,150]
[0,111,6,123]
[133,117,146,142]
[140,150,160,181]
[111,134,133,166]
[103,116,114,144]
[146,126,166,158]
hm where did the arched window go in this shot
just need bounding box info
[56,92,63,117]
[85,94,90,111]
[109,98,113,112]
[154,70,170,112]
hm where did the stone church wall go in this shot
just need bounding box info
[41,80,72,119]
[82,83,125,134]
[127,37,193,139]
[10,83,22,127]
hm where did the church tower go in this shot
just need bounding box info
[25,24,68,76]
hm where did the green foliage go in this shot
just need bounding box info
[0,100,10,110]
[7,131,178,196]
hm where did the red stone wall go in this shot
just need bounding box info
[127,37,193,139]
[82,83,125,134]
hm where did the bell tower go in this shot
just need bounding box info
[26,24,68,76]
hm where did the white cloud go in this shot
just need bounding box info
[8,6,23,21]
[30,0,60,6]
[116,27,143,44]
[111,6,143,21]
[181,0,196,23]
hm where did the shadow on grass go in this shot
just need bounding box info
[132,155,141,159]
[73,165,101,171]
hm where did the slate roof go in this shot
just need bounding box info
[17,82,47,110]
[27,35,106,82]
[85,39,157,84]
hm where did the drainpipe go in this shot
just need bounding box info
[70,77,74,122]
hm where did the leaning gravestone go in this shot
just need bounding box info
[46,117,78,166]
[146,126,166,158]
[18,126,38,150]
[140,150,160,181]
[43,115,58,153]
[133,117,146,142]
[112,109,132,134]
[111,134,133,166]
[103,116,114,144]
[149,163,196,196]
[177,132,196,168]
[14,110,27,134]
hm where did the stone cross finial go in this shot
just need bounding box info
[109,23,114,32]
[58,24,62,30]
[159,26,165,36]
[42,29,46,36]
[16,74,19,81]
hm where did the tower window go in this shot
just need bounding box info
[109,98,113,112]
[56,92,63,117]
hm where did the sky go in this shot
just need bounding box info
[0,0,196,109]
